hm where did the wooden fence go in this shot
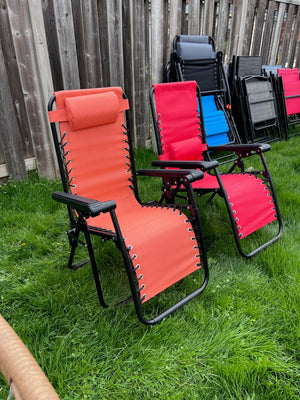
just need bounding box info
[0,0,299,180]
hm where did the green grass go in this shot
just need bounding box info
[0,135,299,399]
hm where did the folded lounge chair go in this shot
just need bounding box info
[150,81,282,258]
[48,87,209,325]
[276,68,300,137]
[230,56,282,143]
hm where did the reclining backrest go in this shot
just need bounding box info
[152,81,207,161]
[49,88,135,207]
[180,59,220,92]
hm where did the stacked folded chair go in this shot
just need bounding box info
[165,35,241,162]
[150,80,282,259]
[48,87,209,325]
[271,68,300,138]
[229,56,282,143]
[262,65,282,77]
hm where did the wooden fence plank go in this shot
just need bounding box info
[216,0,229,53]
[188,0,201,35]
[269,2,286,64]
[169,0,182,56]
[238,0,256,55]
[122,0,134,114]
[133,0,149,147]
[0,42,27,180]
[261,0,277,64]
[280,4,296,66]
[0,0,33,159]
[203,0,215,38]
[106,0,124,87]
[151,0,164,85]
[251,0,268,56]
[71,0,88,88]
[228,0,244,58]
[8,0,57,179]
[41,0,64,91]
[79,0,102,88]
[288,5,300,67]
[53,0,80,89]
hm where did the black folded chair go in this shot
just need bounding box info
[230,56,282,143]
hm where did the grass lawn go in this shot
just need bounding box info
[0,134,299,399]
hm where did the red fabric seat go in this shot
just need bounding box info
[151,81,282,256]
[278,68,300,115]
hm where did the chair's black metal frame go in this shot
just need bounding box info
[150,84,283,259]
[48,92,209,325]
[165,35,241,162]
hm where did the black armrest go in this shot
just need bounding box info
[151,159,219,171]
[208,143,271,154]
[52,192,116,217]
[137,168,204,183]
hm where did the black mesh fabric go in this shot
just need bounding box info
[181,59,220,92]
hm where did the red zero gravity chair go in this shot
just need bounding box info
[150,81,282,257]
[48,87,209,325]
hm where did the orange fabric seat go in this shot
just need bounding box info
[48,87,209,324]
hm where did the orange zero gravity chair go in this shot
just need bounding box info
[150,81,282,257]
[48,87,209,325]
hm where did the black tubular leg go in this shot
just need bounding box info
[82,221,108,309]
